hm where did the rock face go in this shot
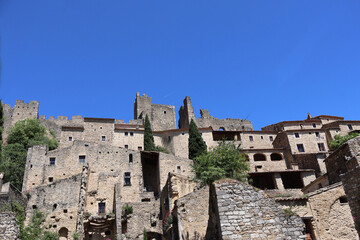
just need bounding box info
[0,212,20,240]
[214,180,306,240]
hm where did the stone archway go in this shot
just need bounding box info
[59,227,69,240]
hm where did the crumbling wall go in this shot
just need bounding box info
[341,167,360,237]
[214,179,306,240]
[307,183,358,240]
[0,212,20,240]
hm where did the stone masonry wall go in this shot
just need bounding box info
[0,212,20,240]
[214,179,306,240]
[341,167,360,237]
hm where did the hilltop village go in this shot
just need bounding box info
[1,92,360,240]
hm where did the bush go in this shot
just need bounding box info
[192,141,249,186]
[153,145,170,154]
[122,204,133,216]
[329,132,359,150]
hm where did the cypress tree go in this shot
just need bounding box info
[188,119,207,159]
[144,115,155,151]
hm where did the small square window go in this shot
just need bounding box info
[138,146,142,151]
[69,137,72,141]
[249,136,253,141]
[50,158,56,165]
[297,144,305,152]
[101,136,106,141]
[125,132,128,136]
[313,124,316,128]
[294,133,300,138]
[79,155,86,163]
[348,124,353,130]
[130,132,134,136]
[315,132,320,138]
[269,136,273,141]
[49,177,53,182]
[125,145,128,149]
[124,172,131,186]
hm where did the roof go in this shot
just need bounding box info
[153,127,212,134]
[84,117,115,123]
[312,115,344,120]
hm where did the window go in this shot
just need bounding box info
[300,124,304,129]
[348,124,353,130]
[297,144,305,152]
[98,202,105,214]
[50,157,56,165]
[269,136,273,141]
[138,146,142,151]
[124,172,131,186]
[79,155,86,163]
[125,132,128,136]
[177,166,181,173]
[69,137,72,141]
[318,143,325,152]
[294,133,300,138]
[249,136,254,142]
[130,132,134,136]
[129,154,133,163]
[315,132,320,138]
[261,136,263,139]
[254,153,266,161]
[125,145,128,149]
[313,124,316,128]
[49,177,53,182]
[101,136,106,141]
[164,111,167,114]
[270,153,282,161]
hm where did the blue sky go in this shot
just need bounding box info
[1,1,359,130]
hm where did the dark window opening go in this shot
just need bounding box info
[130,132,134,136]
[254,153,266,161]
[124,172,131,186]
[318,183,323,189]
[168,136,171,142]
[313,124,316,128]
[138,146,142,151]
[59,228,69,239]
[303,218,316,240]
[297,144,305,152]
[249,136,254,141]
[261,136,263,139]
[63,209,68,213]
[280,172,304,189]
[348,124,353,130]
[105,231,111,236]
[315,132,320,138]
[125,132,128,136]
[49,177,54,182]
[50,157,56,165]
[53,204,57,211]
[122,220,127,234]
[249,173,276,190]
[339,196,348,203]
[270,153,282,161]
[177,165,181,173]
[318,143,325,152]
[129,154,133,163]
[125,145,128,149]
[79,155,86,163]
[294,133,300,138]
[98,202,105,214]
[32,205,37,209]
[101,136,106,141]
[69,137,72,141]
[269,136,273,141]
[141,198,151,202]
[164,111,166,114]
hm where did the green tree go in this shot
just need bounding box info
[192,141,249,186]
[0,119,58,189]
[144,115,155,151]
[20,210,59,240]
[188,119,207,160]
[329,132,359,150]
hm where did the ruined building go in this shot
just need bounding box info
[1,93,359,239]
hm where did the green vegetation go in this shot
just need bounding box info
[122,204,133,216]
[282,205,295,217]
[329,132,359,150]
[143,115,170,153]
[192,141,249,186]
[72,232,80,240]
[143,229,148,240]
[0,100,3,153]
[144,115,156,151]
[188,119,207,160]
[0,119,58,190]
[20,210,59,240]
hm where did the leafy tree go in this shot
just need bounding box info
[20,210,59,240]
[192,141,249,186]
[0,119,58,189]
[188,119,207,160]
[144,115,155,151]
[329,132,359,150]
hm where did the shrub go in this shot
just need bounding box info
[122,204,133,216]
[329,132,359,150]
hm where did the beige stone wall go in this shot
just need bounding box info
[246,151,287,172]
[283,122,322,131]
[307,183,358,240]
[83,120,114,144]
[240,132,276,149]
[286,130,328,154]
[113,130,144,151]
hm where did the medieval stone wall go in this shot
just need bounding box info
[0,212,20,240]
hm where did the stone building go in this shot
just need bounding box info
[2,94,360,239]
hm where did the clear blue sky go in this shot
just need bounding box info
[1,1,359,130]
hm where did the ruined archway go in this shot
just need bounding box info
[254,153,266,161]
[270,153,282,161]
[59,227,68,240]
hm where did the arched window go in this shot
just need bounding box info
[270,153,282,161]
[129,154,133,163]
[219,127,225,131]
[254,153,266,161]
[59,227,69,239]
